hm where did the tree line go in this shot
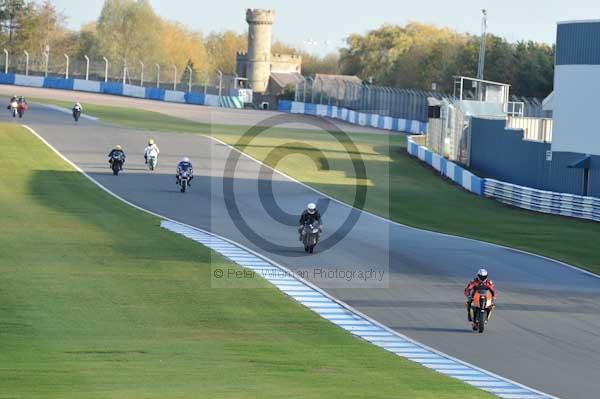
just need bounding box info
[339,22,554,98]
[0,1,554,97]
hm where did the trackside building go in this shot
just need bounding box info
[468,20,600,197]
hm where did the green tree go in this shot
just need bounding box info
[96,0,163,73]
[0,0,25,47]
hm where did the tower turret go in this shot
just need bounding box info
[245,9,275,93]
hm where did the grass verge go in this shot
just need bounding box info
[0,123,491,398]
[31,98,600,274]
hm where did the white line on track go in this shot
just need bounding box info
[23,123,559,399]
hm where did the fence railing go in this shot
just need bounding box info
[0,71,244,109]
[295,78,454,123]
[296,77,549,124]
[0,49,237,96]
[506,116,553,142]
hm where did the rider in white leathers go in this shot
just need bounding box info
[144,139,160,166]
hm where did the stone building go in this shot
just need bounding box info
[236,9,302,98]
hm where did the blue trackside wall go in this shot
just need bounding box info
[469,117,600,196]
[0,72,243,109]
[43,77,74,90]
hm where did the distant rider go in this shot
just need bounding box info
[176,157,193,186]
[464,268,497,329]
[144,139,160,164]
[73,102,82,113]
[7,94,17,110]
[298,202,323,241]
[108,145,126,170]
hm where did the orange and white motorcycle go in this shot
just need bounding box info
[468,286,495,333]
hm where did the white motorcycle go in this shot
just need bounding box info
[9,101,18,118]
[145,148,159,171]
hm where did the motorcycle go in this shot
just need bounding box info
[468,286,495,333]
[110,153,125,176]
[8,101,18,118]
[177,169,191,193]
[145,148,159,171]
[73,107,81,122]
[302,220,321,253]
[147,154,158,171]
[17,102,27,118]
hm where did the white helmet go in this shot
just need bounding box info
[477,268,488,281]
[307,202,317,214]
[181,157,190,163]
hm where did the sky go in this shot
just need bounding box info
[51,0,600,55]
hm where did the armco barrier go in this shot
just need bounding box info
[407,135,600,222]
[279,100,427,134]
[407,136,484,195]
[484,179,600,222]
[0,72,242,109]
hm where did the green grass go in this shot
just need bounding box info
[0,123,491,398]
[32,98,600,275]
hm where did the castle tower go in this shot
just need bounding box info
[245,9,275,93]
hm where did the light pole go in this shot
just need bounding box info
[103,57,108,82]
[43,52,49,77]
[477,9,487,81]
[3,49,8,74]
[122,59,127,84]
[139,61,144,86]
[155,64,160,88]
[44,45,49,77]
[217,69,223,105]
[186,65,192,92]
[64,54,69,79]
[23,50,29,76]
[172,64,177,91]
[84,55,90,80]
[318,77,324,104]
[203,71,208,96]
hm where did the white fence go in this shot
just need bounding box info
[506,116,553,142]
[484,179,600,222]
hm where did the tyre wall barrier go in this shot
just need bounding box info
[0,72,243,109]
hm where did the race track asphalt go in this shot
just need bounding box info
[0,85,385,133]
[7,101,600,399]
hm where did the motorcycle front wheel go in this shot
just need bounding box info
[477,310,485,333]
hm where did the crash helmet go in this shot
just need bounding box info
[148,138,155,145]
[477,268,488,281]
[114,145,122,151]
[307,202,317,215]
[181,157,190,163]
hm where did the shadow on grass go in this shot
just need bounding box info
[28,169,212,264]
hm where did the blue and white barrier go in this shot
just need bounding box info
[279,100,427,134]
[407,136,484,195]
[161,219,555,399]
[0,72,243,109]
[484,180,600,222]
[407,135,600,222]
